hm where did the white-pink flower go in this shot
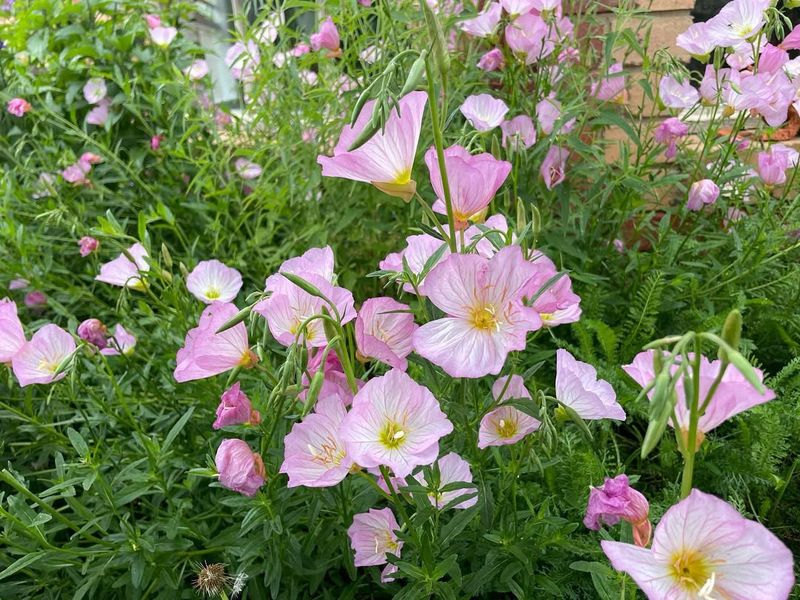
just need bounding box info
[184,59,209,80]
[99,324,137,356]
[459,2,502,38]
[555,349,625,421]
[659,75,700,109]
[460,94,509,132]
[83,78,107,104]
[355,298,417,371]
[500,115,536,150]
[0,298,25,363]
[149,26,177,48]
[478,375,541,448]
[417,452,478,509]
[505,13,554,64]
[12,324,76,387]
[225,41,260,81]
[186,260,243,304]
[95,243,150,289]
[347,507,403,579]
[234,158,261,180]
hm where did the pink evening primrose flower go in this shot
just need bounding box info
[11,324,76,387]
[310,17,340,53]
[414,246,541,378]
[9,279,29,291]
[781,23,800,50]
[757,143,799,186]
[144,14,161,28]
[225,41,260,81]
[591,62,626,102]
[149,25,177,48]
[460,2,502,38]
[500,0,537,15]
[184,59,209,80]
[234,158,261,180]
[95,243,150,289]
[676,21,716,56]
[500,115,536,150]
[522,253,581,326]
[536,95,561,136]
[355,297,417,371]
[477,48,505,72]
[317,91,427,202]
[416,452,478,509]
[379,233,450,295]
[425,145,511,226]
[460,94,509,132]
[186,259,243,304]
[348,507,403,582]
[173,302,257,383]
[7,98,31,117]
[299,349,359,405]
[83,78,107,104]
[555,349,625,421]
[653,117,689,160]
[280,394,353,487]
[686,179,720,211]
[215,438,266,496]
[478,375,541,448]
[505,13,555,64]
[339,369,453,478]
[705,0,771,48]
[584,474,651,548]
[86,98,111,126]
[99,324,136,356]
[659,75,700,109]
[78,236,99,257]
[0,298,25,363]
[213,382,261,429]
[540,145,569,190]
[77,318,108,348]
[602,489,794,599]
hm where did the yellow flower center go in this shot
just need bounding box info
[495,417,518,439]
[239,349,257,368]
[379,421,407,449]
[669,549,711,592]
[38,360,59,374]
[205,288,221,300]
[539,312,554,322]
[394,168,412,185]
[471,305,498,331]
[307,440,345,467]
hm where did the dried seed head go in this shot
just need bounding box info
[193,562,228,597]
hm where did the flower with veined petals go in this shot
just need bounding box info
[522,253,581,326]
[585,474,651,548]
[213,382,261,429]
[540,145,569,190]
[83,78,107,104]
[757,143,799,186]
[478,375,541,448]
[500,115,536,150]
[348,507,403,583]
[705,0,770,48]
[271,246,335,283]
[95,243,150,289]
[687,179,720,211]
[318,91,427,201]
[355,298,417,371]
[591,62,626,102]
[500,0,537,15]
[602,489,794,599]
[149,25,177,47]
[659,75,700,109]
[555,349,625,421]
[310,16,340,53]
[676,21,716,56]
[460,2,502,38]
[0,298,25,363]
[425,145,511,226]
[12,324,76,387]
[280,394,353,487]
[460,94,509,132]
[215,439,265,496]
[339,369,453,477]
[99,324,136,356]
[186,260,243,304]
[504,13,554,64]
[416,452,478,509]
[379,234,449,295]
[413,246,541,378]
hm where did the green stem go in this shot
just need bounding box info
[679,337,702,498]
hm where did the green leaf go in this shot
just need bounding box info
[162,407,194,454]
[67,428,89,458]
[0,551,47,581]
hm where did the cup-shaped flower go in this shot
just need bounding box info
[584,474,651,547]
[460,2,502,38]
[269,246,336,284]
[83,78,107,104]
[86,98,110,126]
[425,145,511,226]
[234,158,262,180]
[687,179,720,211]
[339,369,453,477]
[280,394,353,487]
[659,75,700,109]
[213,382,261,429]
[225,41,260,81]
[7,98,31,117]
[460,94,509,132]
[310,16,340,52]
[416,452,478,509]
[186,260,243,304]
[0,298,25,363]
[413,246,541,378]
[77,318,108,348]
[705,0,770,48]
[78,236,99,257]
[347,507,403,571]
[355,298,417,370]
[500,115,536,150]
[12,324,76,387]
[477,48,505,71]
[149,25,177,47]
[757,144,799,186]
[522,254,582,326]
[379,234,449,295]
[478,375,541,448]
[99,324,137,356]
[555,349,625,421]
[602,489,794,599]
[318,91,427,201]
[215,439,266,496]
[540,145,569,190]
[184,59,209,80]
[300,350,359,405]
[591,63,625,102]
[96,243,150,289]
[676,22,716,56]
[505,14,554,64]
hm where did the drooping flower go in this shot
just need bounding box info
[213,382,261,429]
[95,243,150,289]
[214,439,266,496]
[686,179,720,211]
[416,452,478,509]
[149,25,178,47]
[78,236,99,257]
[413,246,541,378]
[584,474,651,548]
[555,349,625,421]
[478,375,541,448]
[602,489,794,599]
[424,145,511,226]
[339,369,453,477]
[540,145,569,190]
[0,298,25,363]
[500,115,536,150]
[77,318,108,348]
[460,2,502,38]
[280,394,353,487]
[505,13,554,63]
[184,59,209,80]
[591,62,625,102]
[355,298,417,371]
[459,94,509,132]
[348,507,403,582]
[477,48,505,72]
[659,75,700,109]
[317,91,428,201]
[310,16,340,53]
[99,324,137,356]
[653,117,689,160]
[225,41,260,81]
[83,78,107,104]
[522,253,582,326]
[7,98,31,117]
[11,324,76,387]
[186,260,243,304]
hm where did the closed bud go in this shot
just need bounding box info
[421,1,450,76]
[400,50,427,96]
[161,243,173,269]
[718,309,742,363]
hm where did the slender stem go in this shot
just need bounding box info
[680,337,702,498]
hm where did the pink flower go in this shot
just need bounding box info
[460,94,509,132]
[659,75,700,109]
[687,179,720,211]
[348,507,403,576]
[214,439,266,496]
[80,152,102,165]
[505,14,554,63]
[83,78,107,104]
[77,318,108,348]
[500,0,537,15]
[24,291,46,307]
[150,135,164,150]
[234,158,261,180]
[96,243,150,289]
[7,98,31,117]
[743,71,794,127]
[358,0,373,5]
[758,43,789,74]
[184,59,209,80]
[478,375,541,448]
[225,41,260,81]
[416,452,477,509]
[460,2,502,38]
[523,253,581,326]
[12,324,76,386]
[584,474,651,548]
[310,17,339,52]
[149,25,177,47]
[500,115,536,150]
[705,0,770,48]
[780,23,800,50]
[757,143,799,186]
[355,298,417,371]
[300,350,358,405]
[413,246,541,378]
[186,260,243,304]
[339,369,453,477]
[540,145,569,190]
[591,63,625,102]
[602,489,794,599]
[536,95,561,135]
[213,382,261,429]
[173,302,256,383]
[271,246,336,283]
[144,14,161,28]
[318,91,427,201]
[0,298,25,363]
[425,145,511,225]
[99,324,136,356]
[676,21,716,56]
[9,279,28,290]
[280,394,352,487]
[78,236,99,257]
[555,349,625,421]
[653,117,688,160]
[292,42,311,57]
[379,233,449,295]
[477,48,505,72]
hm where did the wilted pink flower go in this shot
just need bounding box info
[234,158,261,180]
[460,94,509,132]
[659,75,700,109]
[318,91,427,201]
[417,452,477,509]
[687,179,720,211]
[505,13,554,63]
[225,41,260,81]
[602,489,794,599]
[280,394,353,487]
[99,324,136,356]
[676,21,716,56]
[653,117,688,160]
[348,507,403,581]
[355,298,417,371]
[144,14,161,28]
[413,246,541,378]
[477,48,505,71]
[78,237,99,260]
[186,260,243,304]
[83,78,107,104]
[7,98,31,117]
[757,143,799,186]
[62,162,90,185]
[555,349,625,421]
[215,439,265,496]
[705,0,770,48]
[500,115,536,150]
[81,152,102,165]
[540,145,569,190]
[149,26,177,47]
[184,59,209,80]
[460,2,502,38]
[591,62,625,102]
[24,291,46,307]
[96,243,150,289]
[12,324,76,386]
[77,318,108,348]
[584,474,651,547]
[478,375,541,448]
[425,145,511,225]
[0,298,25,363]
[310,16,340,53]
[339,369,453,477]
[213,382,261,429]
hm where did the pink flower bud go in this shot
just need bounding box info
[215,439,266,496]
[77,318,108,348]
[213,382,261,429]
[24,291,47,308]
[78,236,99,257]
[150,135,163,150]
[686,179,720,211]
[144,14,161,29]
[584,474,651,547]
